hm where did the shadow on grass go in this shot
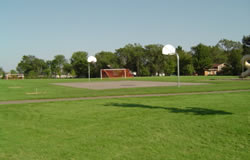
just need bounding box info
[105,103,232,115]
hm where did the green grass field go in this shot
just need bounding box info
[0,76,249,159]
[0,76,250,101]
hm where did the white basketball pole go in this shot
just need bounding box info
[162,44,180,88]
[88,63,90,81]
[100,69,102,80]
[87,56,97,81]
[176,53,180,87]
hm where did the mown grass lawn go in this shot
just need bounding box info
[0,76,250,101]
[0,91,249,160]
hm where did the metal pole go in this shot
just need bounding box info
[100,69,102,80]
[176,53,180,87]
[242,60,244,77]
[88,63,90,81]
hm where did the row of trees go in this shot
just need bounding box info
[1,35,250,78]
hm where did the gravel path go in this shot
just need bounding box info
[0,89,249,105]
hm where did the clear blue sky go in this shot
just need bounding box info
[1,0,249,71]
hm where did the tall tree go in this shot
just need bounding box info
[0,67,4,75]
[52,55,67,77]
[95,51,119,76]
[10,70,17,74]
[242,35,250,55]
[63,63,73,76]
[210,46,227,64]
[43,60,52,77]
[0,67,5,79]
[144,44,165,76]
[216,39,243,75]
[163,55,176,76]
[115,43,146,76]
[216,39,242,52]
[16,55,47,78]
[95,51,119,69]
[70,51,88,78]
[191,44,212,75]
[222,49,242,75]
[176,46,194,75]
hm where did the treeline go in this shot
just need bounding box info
[1,35,249,79]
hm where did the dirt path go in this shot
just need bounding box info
[0,89,249,105]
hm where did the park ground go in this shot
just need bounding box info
[0,76,249,160]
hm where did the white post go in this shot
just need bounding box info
[88,63,90,81]
[87,56,97,81]
[176,53,180,87]
[100,69,102,80]
[162,44,180,88]
[242,60,245,74]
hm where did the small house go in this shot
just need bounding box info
[204,63,226,76]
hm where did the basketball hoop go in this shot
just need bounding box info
[162,44,180,87]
